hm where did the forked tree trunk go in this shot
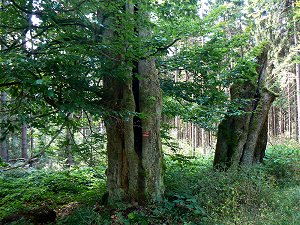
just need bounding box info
[240,88,276,164]
[214,50,277,168]
[102,1,164,204]
[104,59,164,204]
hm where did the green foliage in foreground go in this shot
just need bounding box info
[0,166,106,222]
[166,150,300,225]
[0,144,299,224]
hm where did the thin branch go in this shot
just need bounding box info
[143,38,181,59]
[84,110,94,132]
[156,38,181,53]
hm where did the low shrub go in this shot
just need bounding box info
[164,148,300,224]
[264,144,300,186]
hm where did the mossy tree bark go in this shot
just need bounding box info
[214,50,277,168]
[104,59,164,204]
[139,58,164,202]
[103,2,164,204]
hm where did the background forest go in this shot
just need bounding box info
[0,0,300,224]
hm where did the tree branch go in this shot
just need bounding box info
[156,38,181,53]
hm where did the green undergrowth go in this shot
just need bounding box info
[0,143,299,224]
[0,166,106,224]
[165,148,300,224]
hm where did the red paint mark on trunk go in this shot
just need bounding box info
[142,131,150,137]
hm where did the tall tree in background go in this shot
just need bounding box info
[0,92,8,162]
[0,1,8,162]
[293,0,300,142]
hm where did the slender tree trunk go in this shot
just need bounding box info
[279,108,282,135]
[275,108,279,136]
[30,126,34,152]
[0,92,8,162]
[201,129,204,150]
[21,123,28,159]
[65,114,73,167]
[270,107,275,137]
[196,126,199,148]
[295,58,300,142]
[288,74,292,138]
[273,107,277,136]
[19,0,32,161]
[293,1,300,142]
[294,77,299,140]
[295,69,300,142]
[0,18,8,161]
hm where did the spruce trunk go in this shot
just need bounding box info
[0,92,8,162]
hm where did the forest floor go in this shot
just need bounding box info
[0,143,299,225]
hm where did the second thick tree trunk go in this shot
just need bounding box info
[214,50,277,168]
[214,85,276,168]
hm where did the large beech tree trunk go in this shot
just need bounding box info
[102,1,164,204]
[104,59,164,203]
[214,50,277,168]
[139,59,164,201]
